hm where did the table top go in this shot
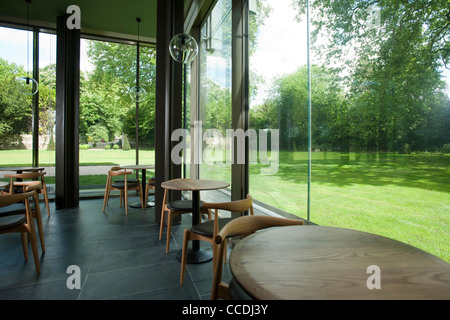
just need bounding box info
[230,225,450,300]
[0,167,44,172]
[161,179,230,191]
[119,164,155,170]
[0,181,8,188]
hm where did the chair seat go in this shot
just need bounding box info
[229,278,254,300]
[166,200,204,212]
[0,203,27,217]
[115,178,138,183]
[111,181,140,189]
[190,217,235,237]
[0,214,27,231]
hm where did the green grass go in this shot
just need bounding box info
[0,149,155,166]
[248,152,450,263]
[1,149,449,262]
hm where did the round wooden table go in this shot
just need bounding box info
[120,165,155,208]
[161,179,230,263]
[230,225,450,300]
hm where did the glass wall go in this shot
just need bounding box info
[78,38,156,191]
[198,0,233,185]
[0,27,34,164]
[248,0,308,215]
[248,0,449,262]
[0,26,58,196]
[38,32,56,195]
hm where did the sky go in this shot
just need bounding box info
[0,0,449,100]
[0,26,92,72]
[250,0,307,105]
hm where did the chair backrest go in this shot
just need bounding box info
[108,169,131,177]
[211,215,304,300]
[5,172,45,180]
[0,191,36,208]
[202,194,254,239]
[201,194,254,215]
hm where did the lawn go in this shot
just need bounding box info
[1,149,449,262]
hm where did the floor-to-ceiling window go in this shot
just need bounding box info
[248,0,450,262]
[78,38,156,192]
[0,26,35,164]
[198,0,233,186]
[38,32,56,195]
[0,26,56,196]
[248,0,309,214]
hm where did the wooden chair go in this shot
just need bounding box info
[160,179,211,254]
[0,191,41,273]
[103,168,143,215]
[0,180,45,252]
[211,215,304,300]
[179,194,254,284]
[5,171,51,216]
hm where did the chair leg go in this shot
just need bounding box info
[42,188,50,217]
[166,211,173,254]
[124,190,128,216]
[103,182,110,212]
[144,185,150,209]
[180,229,190,285]
[21,232,28,261]
[26,221,40,274]
[33,193,45,252]
[159,209,166,241]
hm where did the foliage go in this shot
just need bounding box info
[122,134,131,151]
[0,58,32,147]
[282,0,450,152]
[83,41,157,148]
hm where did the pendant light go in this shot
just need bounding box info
[16,0,39,96]
[129,17,147,102]
[169,33,198,64]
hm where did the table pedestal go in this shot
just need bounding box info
[177,190,213,264]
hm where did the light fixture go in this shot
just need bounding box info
[17,0,39,96]
[129,17,147,102]
[169,33,198,64]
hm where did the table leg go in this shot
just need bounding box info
[176,190,212,264]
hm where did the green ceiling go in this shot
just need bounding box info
[0,0,158,42]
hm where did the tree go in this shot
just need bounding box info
[292,0,450,152]
[0,58,32,149]
[83,41,157,148]
[267,65,346,151]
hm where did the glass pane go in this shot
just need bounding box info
[249,0,308,215]
[304,1,449,262]
[0,26,34,178]
[79,39,156,192]
[38,32,56,197]
[198,0,233,185]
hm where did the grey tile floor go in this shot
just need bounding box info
[0,194,234,300]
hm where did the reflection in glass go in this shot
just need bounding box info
[169,33,198,64]
[16,76,39,95]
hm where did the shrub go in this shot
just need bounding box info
[47,134,55,151]
[113,144,119,150]
[80,144,90,150]
[122,134,131,151]
[105,145,111,150]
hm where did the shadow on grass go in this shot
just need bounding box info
[252,152,450,193]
